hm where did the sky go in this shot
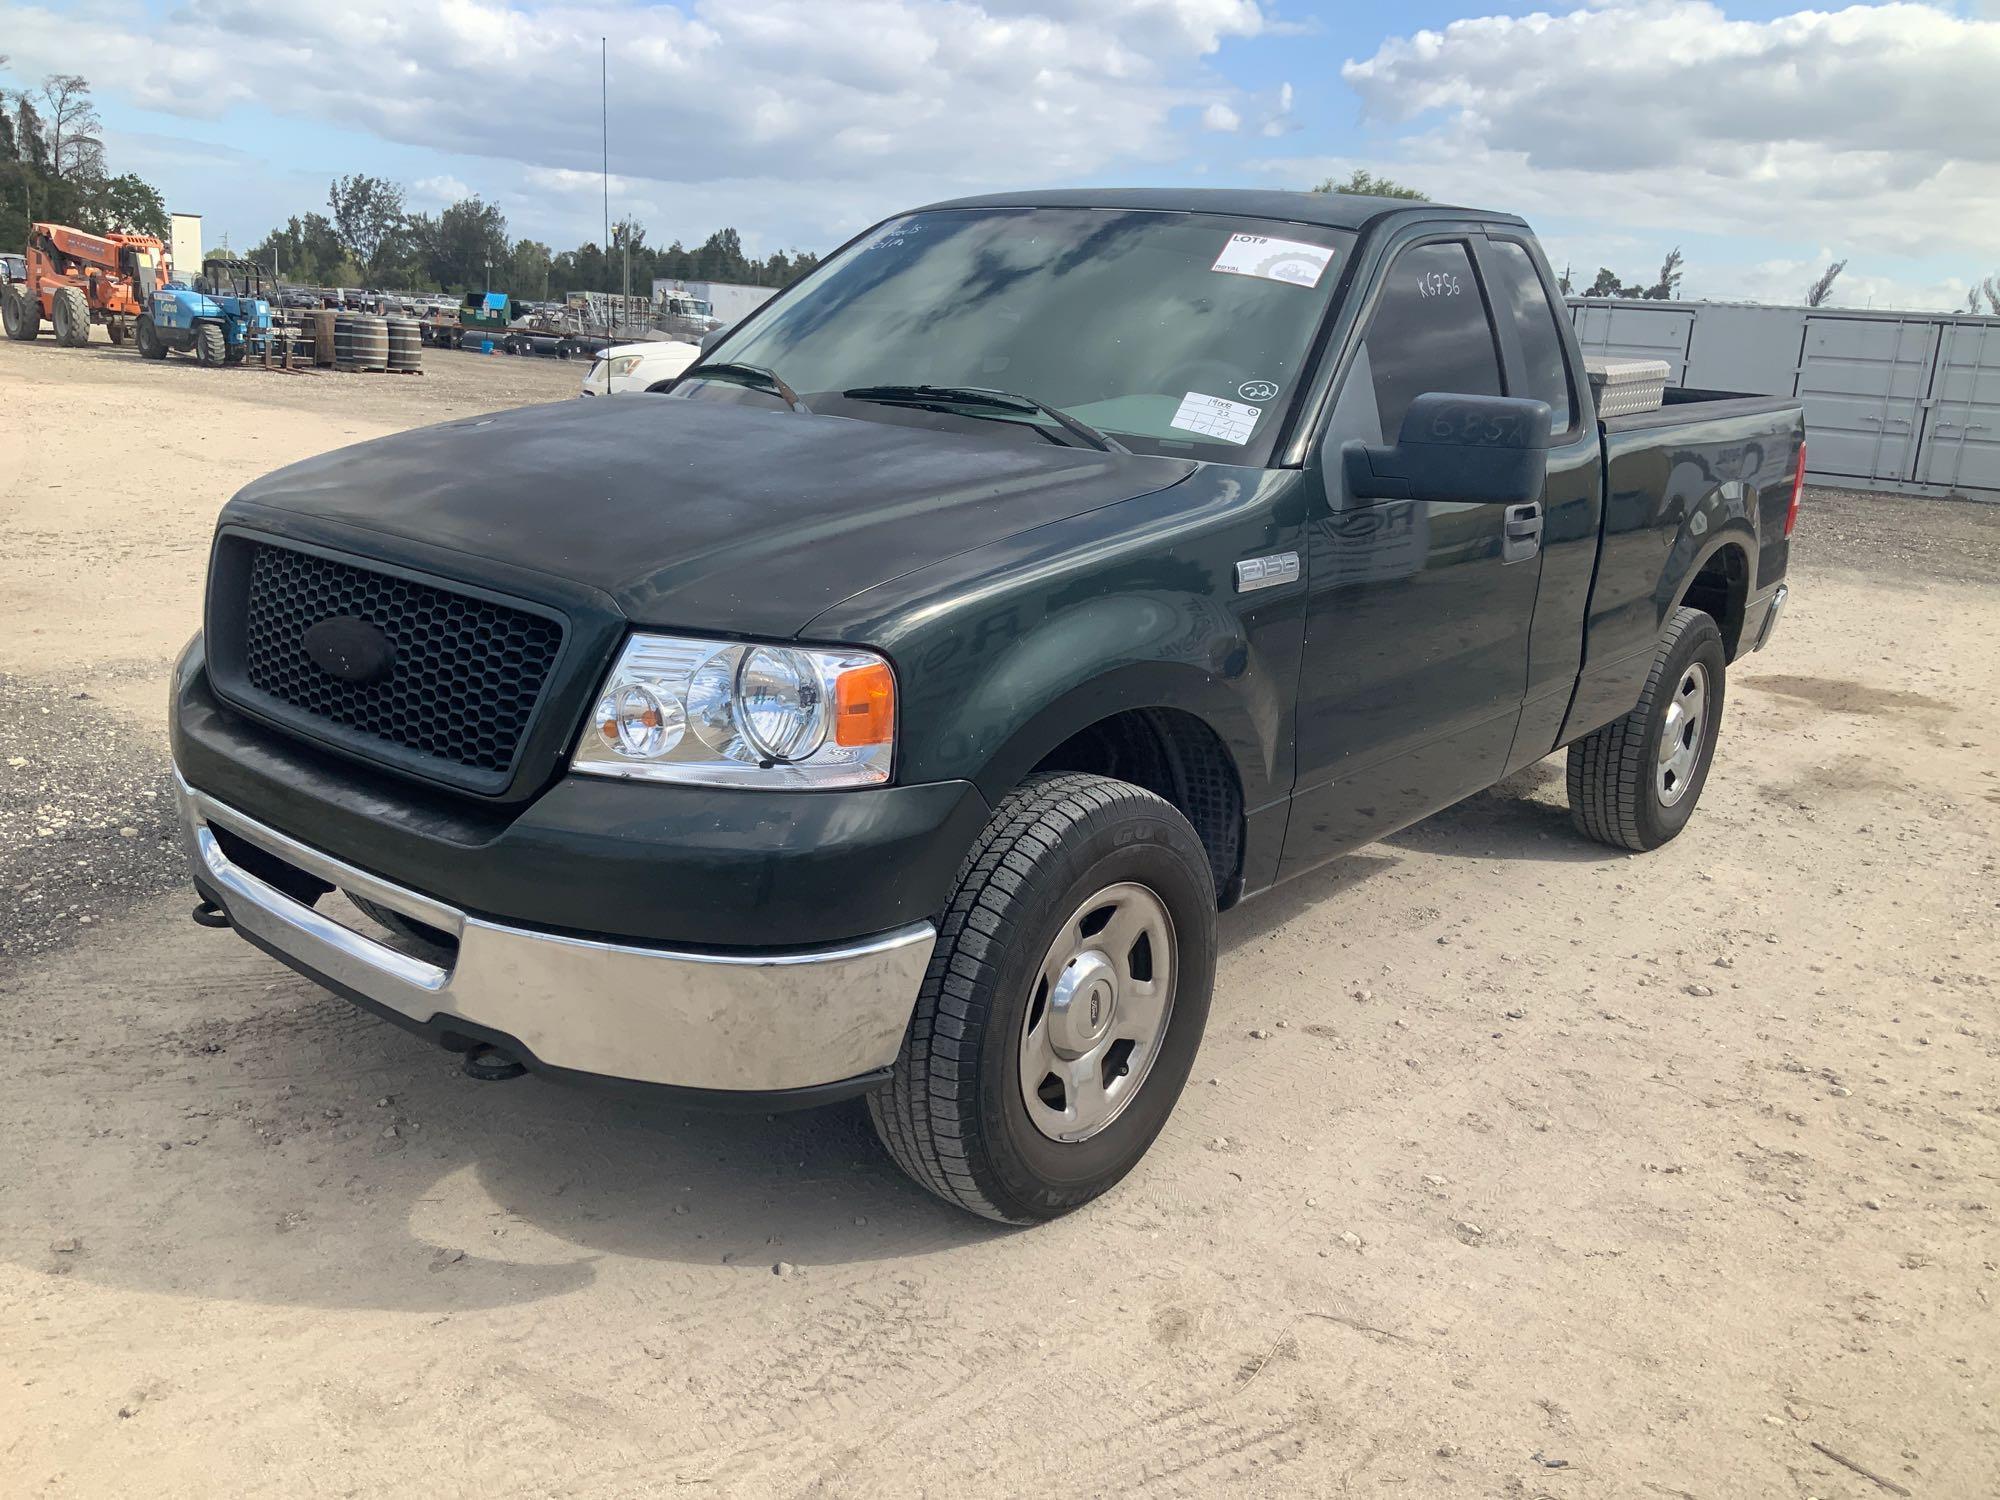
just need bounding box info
[2,0,1996,310]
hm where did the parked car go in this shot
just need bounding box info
[579,339,701,394]
[170,189,1803,1223]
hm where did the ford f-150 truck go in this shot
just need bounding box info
[171,189,1803,1223]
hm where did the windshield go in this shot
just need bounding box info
[688,208,1354,465]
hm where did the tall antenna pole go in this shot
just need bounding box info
[601,35,610,299]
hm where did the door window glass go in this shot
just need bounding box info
[1486,240,1574,432]
[1357,241,1502,443]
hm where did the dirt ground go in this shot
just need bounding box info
[1,332,1996,1499]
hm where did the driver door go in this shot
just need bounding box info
[1278,236,1544,877]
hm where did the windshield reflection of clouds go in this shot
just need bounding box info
[705,209,1352,464]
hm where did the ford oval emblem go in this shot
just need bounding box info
[302,615,394,685]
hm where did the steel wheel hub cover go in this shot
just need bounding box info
[1018,882,1177,1144]
[1657,661,1710,807]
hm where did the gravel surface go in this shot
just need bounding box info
[2,335,1997,1499]
[0,675,180,969]
[1793,483,2000,586]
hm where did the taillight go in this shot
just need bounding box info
[1784,442,1805,538]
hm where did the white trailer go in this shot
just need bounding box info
[652,279,775,326]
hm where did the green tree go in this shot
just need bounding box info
[328,173,406,273]
[77,172,167,237]
[1645,247,1683,301]
[1312,168,1427,201]
[507,237,553,300]
[409,195,509,290]
[1804,259,1846,308]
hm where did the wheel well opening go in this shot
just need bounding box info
[1032,707,1245,908]
[1683,546,1749,660]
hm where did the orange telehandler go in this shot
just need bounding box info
[0,222,169,348]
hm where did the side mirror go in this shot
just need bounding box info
[699,325,730,353]
[1343,393,1553,506]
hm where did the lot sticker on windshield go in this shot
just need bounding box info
[1211,233,1335,289]
[1171,391,1261,445]
[1237,379,1280,402]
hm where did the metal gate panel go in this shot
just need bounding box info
[1916,321,2000,497]
[1570,304,1694,383]
[1795,316,1937,482]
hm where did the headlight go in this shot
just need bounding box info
[608,354,643,379]
[570,633,896,788]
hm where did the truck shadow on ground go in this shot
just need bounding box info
[14,772,1592,1315]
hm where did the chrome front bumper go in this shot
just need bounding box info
[174,771,936,1094]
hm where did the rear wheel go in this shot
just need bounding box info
[106,317,129,346]
[1567,606,1727,851]
[195,321,226,366]
[0,284,36,341]
[867,772,1216,1223]
[52,286,92,346]
[135,315,167,360]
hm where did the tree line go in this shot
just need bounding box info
[0,64,170,252]
[246,175,821,298]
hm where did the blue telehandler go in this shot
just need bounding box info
[137,257,273,365]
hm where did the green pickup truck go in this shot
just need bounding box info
[172,189,1803,1222]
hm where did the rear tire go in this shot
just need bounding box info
[135,315,167,360]
[195,322,226,366]
[0,284,36,341]
[1567,606,1726,851]
[52,286,92,346]
[867,772,1216,1223]
[107,317,128,346]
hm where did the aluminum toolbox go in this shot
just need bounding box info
[1583,355,1669,417]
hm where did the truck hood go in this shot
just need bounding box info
[225,396,1197,637]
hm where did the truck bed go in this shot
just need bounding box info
[1568,386,1804,737]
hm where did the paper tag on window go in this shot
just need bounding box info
[1170,391,1261,445]
[1211,233,1335,289]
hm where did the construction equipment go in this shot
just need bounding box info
[137,257,273,365]
[1,222,168,347]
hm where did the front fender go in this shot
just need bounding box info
[930,594,1284,809]
[805,467,1310,812]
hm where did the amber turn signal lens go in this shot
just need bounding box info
[834,661,896,747]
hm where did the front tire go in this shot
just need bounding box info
[868,773,1216,1223]
[135,315,167,360]
[1567,606,1726,851]
[195,322,226,366]
[0,284,36,341]
[52,285,92,346]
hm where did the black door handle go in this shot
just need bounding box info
[1502,501,1543,563]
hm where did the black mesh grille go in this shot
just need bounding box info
[238,542,563,779]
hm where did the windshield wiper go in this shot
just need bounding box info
[687,360,811,414]
[842,384,1129,455]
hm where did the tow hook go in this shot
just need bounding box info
[462,1045,527,1082]
[191,900,230,930]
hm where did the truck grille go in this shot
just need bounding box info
[230,541,565,785]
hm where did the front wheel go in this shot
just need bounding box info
[52,285,92,346]
[195,322,226,366]
[0,284,36,341]
[135,315,167,360]
[1567,606,1726,851]
[868,773,1216,1223]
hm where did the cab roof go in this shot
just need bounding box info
[911,187,1521,232]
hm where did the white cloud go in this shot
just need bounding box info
[1202,101,1242,132]
[0,0,1266,222]
[1322,2,2000,262]
[410,174,473,206]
